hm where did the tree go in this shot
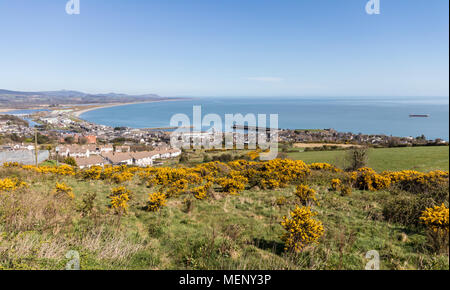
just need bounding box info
[64,157,77,167]
[346,147,369,171]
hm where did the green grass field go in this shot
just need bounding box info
[0,146,448,270]
[287,146,449,172]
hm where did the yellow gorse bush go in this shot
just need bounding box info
[420,203,449,234]
[295,184,318,206]
[351,167,391,191]
[217,175,247,195]
[331,179,341,191]
[281,205,324,253]
[192,182,213,200]
[109,186,132,214]
[147,192,167,212]
[0,178,28,193]
[309,163,342,173]
[53,182,75,199]
[382,170,448,193]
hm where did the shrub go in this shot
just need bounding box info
[0,178,28,193]
[64,157,77,167]
[382,194,436,227]
[281,206,324,253]
[147,192,167,212]
[351,167,391,191]
[53,182,75,199]
[346,147,369,171]
[111,171,134,184]
[192,182,212,200]
[420,204,449,254]
[217,176,247,195]
[340,185,352,196]
[331,179,341,191]
[294,184,318,206]
[109,186,132,214]
[79,192,97,217]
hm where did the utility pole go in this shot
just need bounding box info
[34,128,38,166]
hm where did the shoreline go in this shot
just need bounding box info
[72,98,189,118]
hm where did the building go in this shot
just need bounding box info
[74,155,106,169]
[101,152,134,166]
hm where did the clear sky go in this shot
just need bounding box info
[0,0,448,97]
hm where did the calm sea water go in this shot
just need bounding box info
[80,97,449,140]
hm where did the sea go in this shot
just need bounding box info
[44,97,450,140]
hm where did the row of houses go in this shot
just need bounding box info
[74,148,182,169]
[56,144,130,158]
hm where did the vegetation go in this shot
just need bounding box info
[288,146,449,172]
[0,156,448,270]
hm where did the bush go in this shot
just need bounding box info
[294,185,318,206]
[382,194,437,227]
[346,147,368,171]
[420,204,449,254]
[109,186,132,214]
[281,206,324,253]
[147,192,167,212]
[64,157,77,167]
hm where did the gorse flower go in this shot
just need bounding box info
[147,192,167,212]
[294,184,318,206]
[281,206,324,253]
[109,186,132,214]
[420,203,449,234]
[331,179,341,191]
[53,182,75,199]
[0,178,28,193]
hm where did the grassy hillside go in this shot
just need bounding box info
[287,146,449,172]
[0,158,448,270]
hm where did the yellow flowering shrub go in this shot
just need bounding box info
[2,162,20,168]
[165,178,189,197]
[281,206,324,253]
[247,149,261,160]
[217,175,247,195]
[382,170,448,193]
[111,171,134,184]
[0,178,28,193]
[295,184,318,206]
[53,182,75,199]
[109,186,132,214]
[192,182,213,200]
[308,163,342,173]
[331,179,341,191]
[351,167,391,191]
[147,192,167,212]
[80,166,103,180]
[419,203,449,253]
[420,203,449,234]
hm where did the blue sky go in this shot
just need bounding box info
[0,0,448,97]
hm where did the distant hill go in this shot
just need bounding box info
[0,89,168,108]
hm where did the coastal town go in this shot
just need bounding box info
[0,105,447,167]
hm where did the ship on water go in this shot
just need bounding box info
[409,114,430,118]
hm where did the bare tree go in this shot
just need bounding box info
[346,147,369,171]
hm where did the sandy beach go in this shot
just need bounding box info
[72,99,187,118]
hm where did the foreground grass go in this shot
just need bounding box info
[0,167,448,270]
[287,146,449,172]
